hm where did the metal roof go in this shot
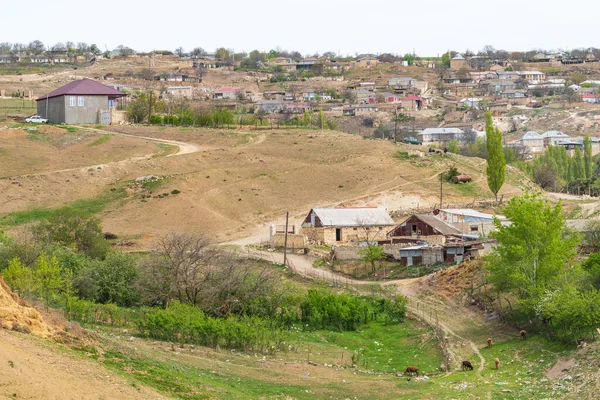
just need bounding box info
[418,127,465,136]
[541,131,570,138]
[309,208,395,227]
[440,209,507,221]
[521,131,542,139]
[36,78,126,101]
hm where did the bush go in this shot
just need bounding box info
[300,290,373,331]
[149,115,163,125]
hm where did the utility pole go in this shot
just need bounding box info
[283,211,289,267]
[440,173,443,209]
[394,105,398,144]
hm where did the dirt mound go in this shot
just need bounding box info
[0,277,54,338]
[37,124,67,135]
[424,259,486,298]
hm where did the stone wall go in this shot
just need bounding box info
[270,233,307,249]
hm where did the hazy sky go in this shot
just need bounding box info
[3,0,600,56]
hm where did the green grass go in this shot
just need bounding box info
[88,134,112,147]
[0,98,36,117]
[449,182,480,197]
[0,186,128,226]
[287,319,442,374]
[393,151,418,161]
[152,143,179,158]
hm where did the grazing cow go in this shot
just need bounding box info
[495,358,500,370]
[462,360,474,371]
[487,337,492,348]
[404,366,419,376]
[520,330,527,340]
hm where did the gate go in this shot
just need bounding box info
[99,110,111,125]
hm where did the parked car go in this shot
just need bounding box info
[402,137,422,145]
[25,115,48,123]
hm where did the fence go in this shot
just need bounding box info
[0,98,36,118]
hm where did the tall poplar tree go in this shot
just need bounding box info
[584,136,593,179]
[485,112,506,203]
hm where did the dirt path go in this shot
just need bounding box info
[74,126,202,156]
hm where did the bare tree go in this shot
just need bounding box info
[137,233,280,316]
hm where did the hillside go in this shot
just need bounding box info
[0,121,527,244]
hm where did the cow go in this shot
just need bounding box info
[520,330,527,340]
[404,366,419,376]
[462,360,474,371]
[487,337,492,348]
[495,358,500,370]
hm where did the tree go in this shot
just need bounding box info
[27,40,45,55]
[116,45,135,58]
[574,147,585,180]
[584,136,593,179]
[359,245,386,272]
[191,47,207,57]
[448,140,460,154]
[440,52,451,67]
[342,90,356,104]
[35,253,64,311]
[175,47,185,57]
[3,258,33,296]
[75,251,138,306]
[485,111,506,203]
[486,193,579,314]
[89,44,101,55]
[32,207,109,259]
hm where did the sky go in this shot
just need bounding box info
[3,0,600,57]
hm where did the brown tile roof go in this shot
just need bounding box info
[36,78,126,101]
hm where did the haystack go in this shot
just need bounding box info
[0,277,54,338]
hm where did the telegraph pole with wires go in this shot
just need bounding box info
[440,173,443,209]
[283,211,289,267]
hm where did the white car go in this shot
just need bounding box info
[25,115,48,123]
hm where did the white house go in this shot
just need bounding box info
[520,131,544,154]
[540,131,571,146]
[417,128,465,144]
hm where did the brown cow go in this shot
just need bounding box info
[462,360,474,371]
[404,366,419,376]
[495,358,500,370]
[487,337,492,348]
[520,330,527,340]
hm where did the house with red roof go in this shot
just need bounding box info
[581,93,600,104]
[401,95,422,110]
[214,87,243,99]
[36,78,126,124]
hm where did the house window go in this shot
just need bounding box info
[70,96,76,106]
[470,225,479,232]
[78,96,84,106]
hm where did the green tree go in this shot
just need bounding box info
[3,258,33,296]
[582,251,600,290]
[486,193,579,314]
[440,52,451,67]
[447,139,460,154]
[35,253,64,311]
[485,111,506,203]
[359,245,386,272]
[574,147,585,180]
[584,136,593,179]
[318,109,326,130]
[32,207,109,259]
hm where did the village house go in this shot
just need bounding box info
[450,54,467,70]
[401,95,422,110]
[497,71,520,81]
[296,57,318,70]
[581,94,600,104]
[357,89,376,104]
[387,214,462,245]
[301,207,395,246]
[380,92,400,104]
[36,78,126,124]
[255,100,285,114]
[417,127,466,144]
[389,77,416,89]
[540,131,571,146]
[214,87,243,100]
[343,104,378,116]
[434,208,508,236]
[352,56,378,68]
[284,102,311,114]
[520,131,544,154]
[518,71,546,83]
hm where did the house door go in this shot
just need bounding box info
[335,229,341,242]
